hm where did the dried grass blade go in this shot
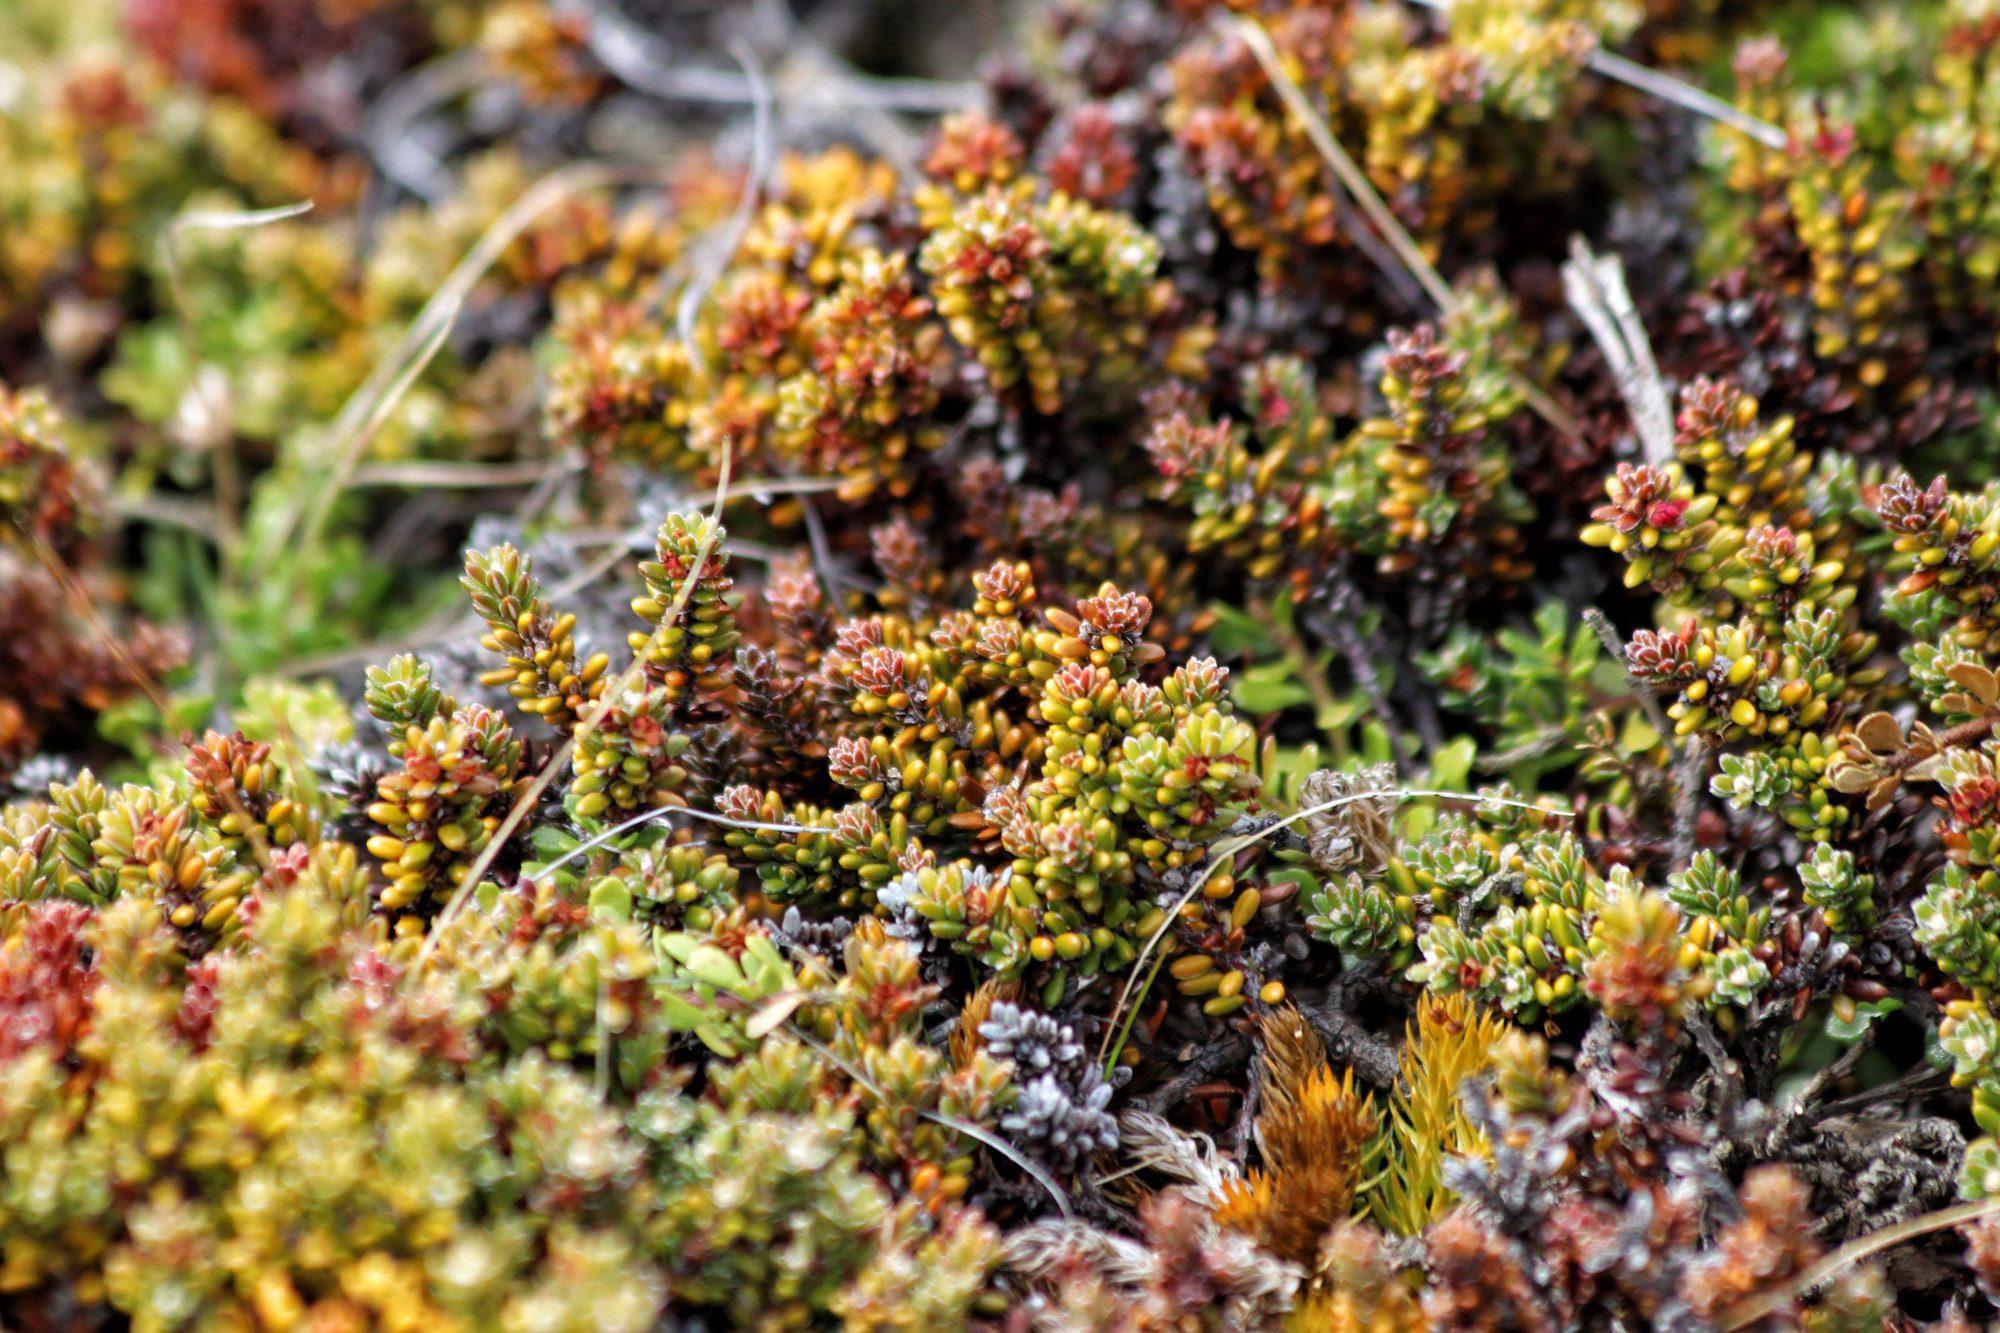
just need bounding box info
[278,159,668,560]
[1720,1197,2000,1331]
[1223,12,1580,440]
[344,459,572,489]
[1098,789,1573,1063]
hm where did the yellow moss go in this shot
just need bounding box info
[1214,1016,1378,1266]
[1365,993,1507,1237]
[950,976,1020,1070]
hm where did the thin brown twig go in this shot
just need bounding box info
[1794,1025,1875,1112]
[1812,1064,1949,1121]
[1306,981,1399,1088]
[1886,714,1998,775]
[1583,604,1706,858]
[23,530,186,744]
[413,442,734,973]
[1134,1032,1250,1116]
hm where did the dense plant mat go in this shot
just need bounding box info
[22,0,2000,1328]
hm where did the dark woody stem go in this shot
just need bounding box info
[1885,713,1998,775]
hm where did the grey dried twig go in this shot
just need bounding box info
[362,50,487,202]
[584,2,983,114]
[1561,235,1675,465]
[1401,0,1788,149]
[1583,606,1673,742]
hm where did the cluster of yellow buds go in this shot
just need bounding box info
[83,780,255,946]
[1580,462,1719,596]
[1787,121,1919,373]
[1365,325,1531,582]
[464,542,609,729]
[360,658,523,920]
[632,514,740,700]
[183,729,318,856]
[1626,608,1876,742]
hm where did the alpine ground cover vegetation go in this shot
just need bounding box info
[26,0,2000,1328]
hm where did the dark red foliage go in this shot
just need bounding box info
[1044,104,1138,206]
[173,956,223,1051]
[0,902,98,1061]
[0,564,187,775]
[125,0,427,145]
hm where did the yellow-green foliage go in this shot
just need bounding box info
[1365,993,1509,1236]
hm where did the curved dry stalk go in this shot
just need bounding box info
[1720,1197,2000,1331]
[363,50,489,202]
[533,802,818,882]
[584,1,983,115]
[110,492,221,536]
[717,475,855,498]
[278,158,671,562]
[677,36,773,388]
[1096,789,1575,1064]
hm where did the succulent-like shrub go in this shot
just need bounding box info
[16,0,2000,1325]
